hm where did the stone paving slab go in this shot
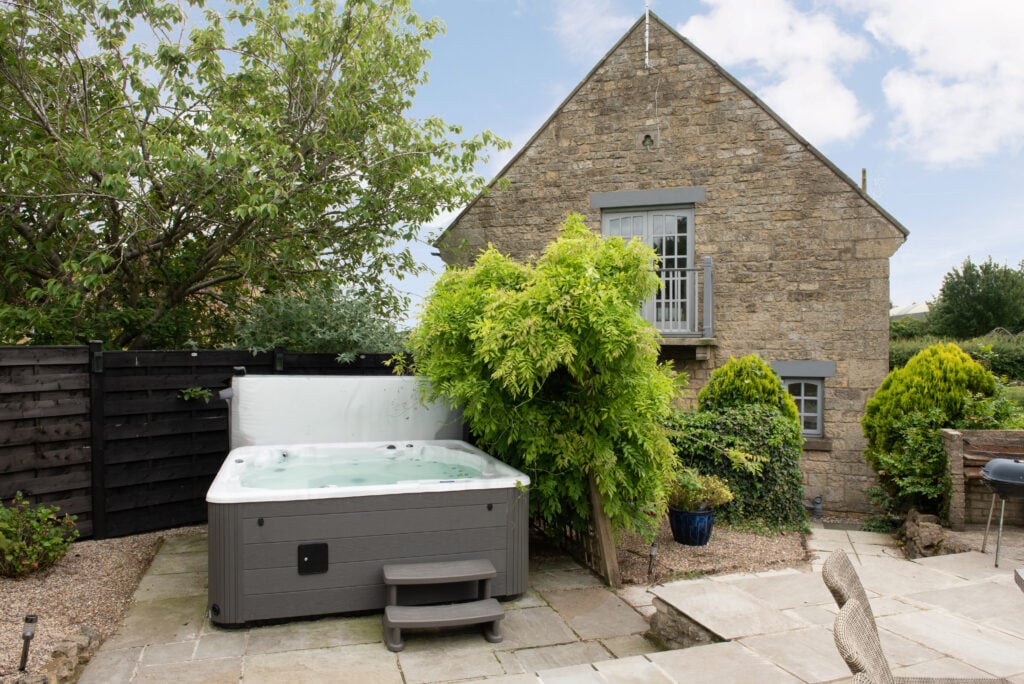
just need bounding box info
[398,634,507,684]
[495,606,579,651]
[534,663,606,683]
[133,655,241,684]
[541,587,650,640]
[244,642,402,684]
[510,641,612,673]
[645,641,803,683]
[592,655,675,683]
[726,570,834,611]
[651,580,805,640]
[739,626,849,684]
[878,609,1024,678]
[100,594,207,650]
[853,555,969,597]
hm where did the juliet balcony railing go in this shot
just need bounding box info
[645,256,714,338]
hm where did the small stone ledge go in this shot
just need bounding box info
[11,625,101,684]
[648,596,723,650]
[898,509,973,559]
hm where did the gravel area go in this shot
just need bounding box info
[617,519,810,585]
[0,526,205,681]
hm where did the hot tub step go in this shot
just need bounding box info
[383,598,504,652]
[383,559,496,586]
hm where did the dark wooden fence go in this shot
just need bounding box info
[0,344,394,538]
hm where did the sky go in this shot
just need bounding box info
[393,0,1024,325]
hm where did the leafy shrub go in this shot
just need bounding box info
[0,492,79,578]
[406,214,680,540]
[234,284,404,362]
[864,343,995,454]
[667,405,807,531]
[862,342,1022,517]
[890,316,929,340]
[667,467,733,511]
[697,354,799,424]
[890,334,1024,382]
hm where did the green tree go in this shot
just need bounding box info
[697,354,800,425]
[861,342,1021,517]
[233,284,404,362]
[0,0,504,348]
[928,258,1024,339]
[406,214,682,539]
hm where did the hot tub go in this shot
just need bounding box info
[207,438,530,625]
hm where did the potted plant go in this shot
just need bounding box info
[667,467,733,546]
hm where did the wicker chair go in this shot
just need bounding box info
[833,598,1010,684]
[822,548,876,624]
[824,549,1011,684]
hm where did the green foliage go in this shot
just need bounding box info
[178,386,213,403]
[233,285,404,362]
[406,214,681,540]
[890,334,1024,381]
[697,354,799,424]
[928,258,1024,339]
[667,467,733,511]
[0,492,79,578]
[864,343,996,454]
[862,342,1023,516]
[890,316,929,340]
[0,0,506,349]
[667,405,808,531]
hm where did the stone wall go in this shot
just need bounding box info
[440,17,906,515]
[944,429,1024,529]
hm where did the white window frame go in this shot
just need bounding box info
[601,206,696,334]
[771,360,836,440]
[785,378,824,437]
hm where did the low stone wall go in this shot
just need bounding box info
[648,597,722,650]
[10,626,100,684]
[944,429,1024,529]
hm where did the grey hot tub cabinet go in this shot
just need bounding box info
[207,487,529,625]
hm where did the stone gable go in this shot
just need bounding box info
[439,14,906,515]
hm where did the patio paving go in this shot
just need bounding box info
[78,525,1024,683]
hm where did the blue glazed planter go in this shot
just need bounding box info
[668,507,715,546]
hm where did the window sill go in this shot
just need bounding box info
[802,437,832,452]
[659,336,716,347]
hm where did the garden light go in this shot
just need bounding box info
[18,614,37,672]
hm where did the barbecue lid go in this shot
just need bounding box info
[980,457,1024,484]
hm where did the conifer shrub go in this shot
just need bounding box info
[862,342,1021,517]
[405,214,680,540]
[697,354,799,424]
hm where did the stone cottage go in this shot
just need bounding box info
[436,13,907,515]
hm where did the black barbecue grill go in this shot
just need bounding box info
[980,458,1024,567]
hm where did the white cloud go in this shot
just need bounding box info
[678,0,872,146]
[551,0,636,64]
[842,0,1024,166]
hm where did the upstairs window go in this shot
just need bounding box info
[601,207,695,334]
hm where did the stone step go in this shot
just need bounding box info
[382,558,496,586]
[383,598,504,652]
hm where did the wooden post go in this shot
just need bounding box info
[588,473,621,587]
[88,341,106,539]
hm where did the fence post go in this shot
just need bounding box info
[588,474,621,587]
[702,256,714,338]
[88,341,107,539]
